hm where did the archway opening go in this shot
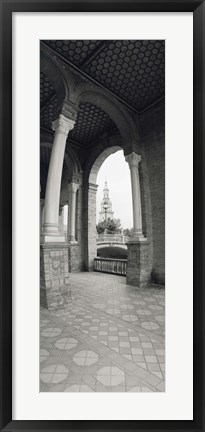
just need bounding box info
[96,150,132,261]
[86,147,133,270]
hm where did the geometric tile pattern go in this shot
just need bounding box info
[122,314,138,322]
[65,384,94,392]
[55,337,78,350]
[40,40,165,150]
[40,272,165,392]
[141,322,160,330]
[40,96,58,130]
[43,40,165,113]
[40,364,69,384]
[40,349,50,363]
[40,146,51,166]
[40,72,54,106]
[73,350,98,366]
[45,40,102,69]
[69,102,115,146]
[84,40,165,112]
[97,366,125,387]
[40,70,58,130]
[41,327,62,338]
[40,100,115,148]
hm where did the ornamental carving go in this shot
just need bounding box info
[125,152,141,168]
[52,114,75,136]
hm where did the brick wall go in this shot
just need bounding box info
[139,102,165,284]
[67,184,84,272]
[60,178,84,273]
[68,243,83,272]
[126,240,152,287]
[40,244,71,309]
[82,182,98,271]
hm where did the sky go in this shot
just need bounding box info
[96,150,132,229]
[64,150,133,229]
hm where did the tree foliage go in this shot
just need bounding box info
[96,218,122,234]
[123,227,134,237]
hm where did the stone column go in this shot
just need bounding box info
[83,182,98,271]
[68,182,79,242]
[125,152,151,287]
[58,205,64,233]
[125,152,145,240]
[40,112,75,309]
[67,176,83,273]
[43,114,75,243]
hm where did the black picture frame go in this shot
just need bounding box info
[0,1,204,431]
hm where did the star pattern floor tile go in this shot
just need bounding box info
[40,272,165,392]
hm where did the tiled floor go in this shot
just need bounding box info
[40,272,165,392]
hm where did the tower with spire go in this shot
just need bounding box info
[99,179,114,222]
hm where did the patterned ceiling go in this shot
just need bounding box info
[40,72,54,106]
[69,102,116,146]
[41,99,115,146]
[40,39,165,149]
[43,39,165,112]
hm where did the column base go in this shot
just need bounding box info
[42,223,66,244]
[126,240,152,288]
[69,238,78,244]
[41,232,66,244]
[40,243,71,310]
[130,235,147,242]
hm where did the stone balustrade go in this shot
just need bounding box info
[97,233,129,244]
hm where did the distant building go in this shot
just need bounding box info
[99,180,114,222]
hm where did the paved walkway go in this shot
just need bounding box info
[40,272,165,392]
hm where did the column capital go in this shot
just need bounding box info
[52,114,75,137]
[125,152,141,168]
[68,182,79,194]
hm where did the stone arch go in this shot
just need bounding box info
[41,53,66,109]
[83,133,124,184]
[89,146,122,184]
[41,44,77,111]
[40,50,141,150]
[83,142,127,271]
[74,83,141,153]
[66,146,81,176]
[82,137,154,280]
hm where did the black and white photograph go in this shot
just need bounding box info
[40,39,165,393]
[1,0,204,427]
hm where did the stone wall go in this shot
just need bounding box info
[126,240,152,287]
[68,243,83,272]
[67,183,84,272]
[82,182,98,271]
[60,177,84,273]
[139,150,154,272]
[40,243,71,309]
[139,102,165,284]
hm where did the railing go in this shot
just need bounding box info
[94,257,127,276]
[97,234,129,244]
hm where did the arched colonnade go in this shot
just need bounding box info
[40,47,153,309]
